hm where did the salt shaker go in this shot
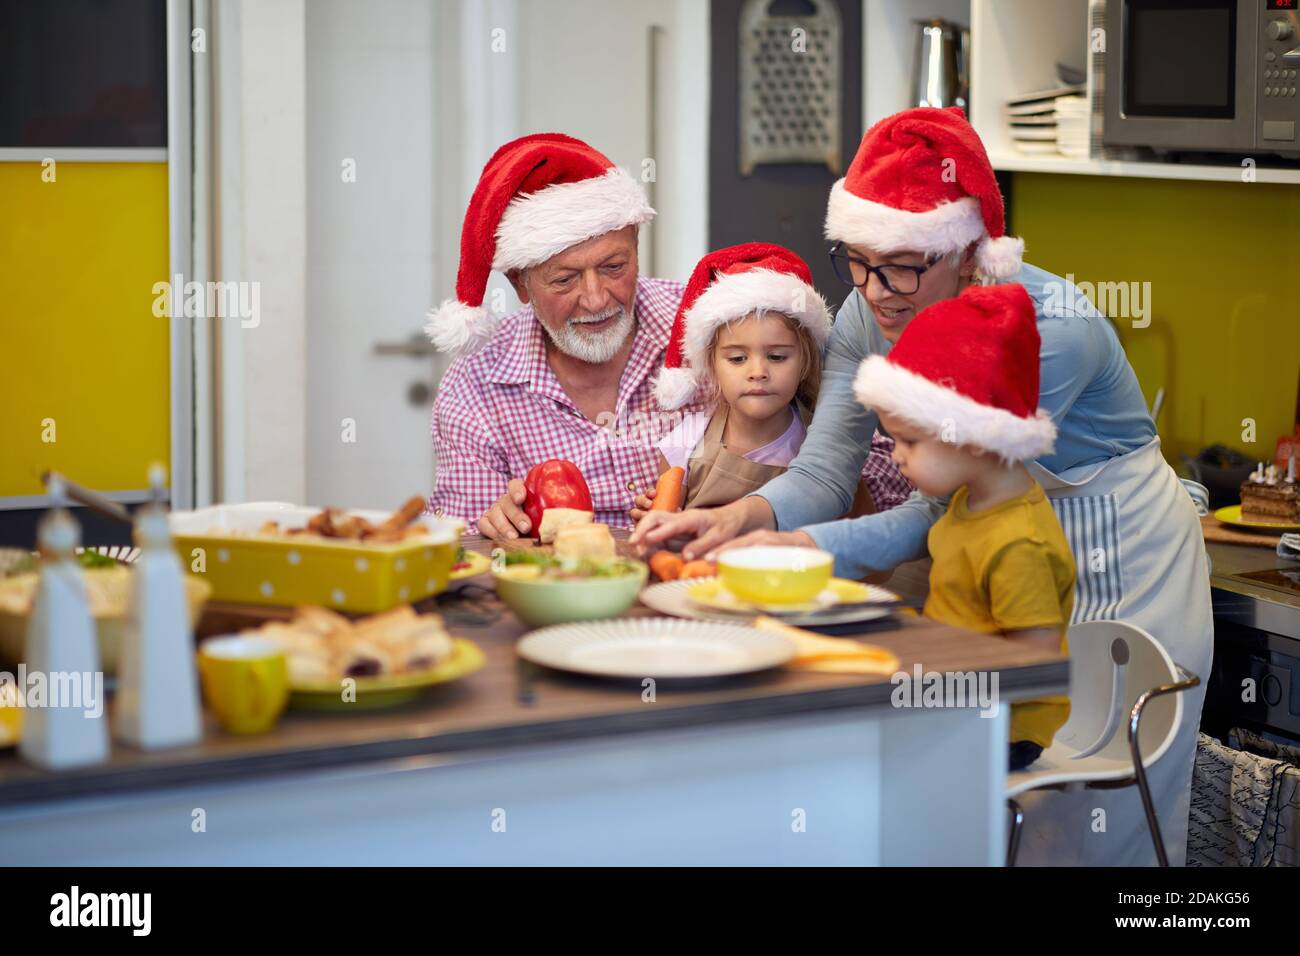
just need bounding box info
[20,480,109,769]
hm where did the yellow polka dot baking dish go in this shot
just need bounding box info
[168,503,462,613]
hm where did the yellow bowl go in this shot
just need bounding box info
[717,546,834,605]
[0,568,211,674]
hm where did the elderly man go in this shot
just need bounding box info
[425,134,683,539]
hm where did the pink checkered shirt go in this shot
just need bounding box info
[430,278,695,533]
[862,432,914,512]
[429,276,913,532]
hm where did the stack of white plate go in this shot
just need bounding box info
[1054,95,1090,159]
[1003,85,1084,155]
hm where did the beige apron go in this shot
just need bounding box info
[658,403,878,517]
[1016,437,1213,866]
[678,404,811,509]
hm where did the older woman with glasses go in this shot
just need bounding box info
[634,106,1213,868]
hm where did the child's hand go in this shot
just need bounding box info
[628,489,657,523]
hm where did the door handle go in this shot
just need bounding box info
[373,332,439,358]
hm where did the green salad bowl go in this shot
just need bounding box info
[493,560,649,628]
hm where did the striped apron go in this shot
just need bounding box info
[1017,437,1214,866]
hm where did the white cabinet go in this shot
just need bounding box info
[864,0,1300,183]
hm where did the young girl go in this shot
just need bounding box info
[633,243,911,518]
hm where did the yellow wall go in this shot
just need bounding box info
[0,162,170,497]
[1010,173,1300,468]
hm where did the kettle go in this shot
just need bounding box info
[911,18,969,110]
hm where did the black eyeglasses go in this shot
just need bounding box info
[829,242,934,295]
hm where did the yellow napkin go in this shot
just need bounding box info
[754,616,900,675]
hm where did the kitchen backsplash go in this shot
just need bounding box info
[1011,172,1300,470]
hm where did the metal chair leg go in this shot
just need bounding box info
[1128,664,1200,868]
[1006,797,1024,867]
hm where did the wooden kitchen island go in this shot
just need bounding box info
[0,555,1067,866]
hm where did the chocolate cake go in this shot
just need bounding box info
[1240,463,1300,522]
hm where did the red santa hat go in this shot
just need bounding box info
[825,106,1024,280]
[426,133,656,357]
[853,283,1055,462]
[654,243,832,410]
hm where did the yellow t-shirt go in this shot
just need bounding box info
[923,481,1075,749]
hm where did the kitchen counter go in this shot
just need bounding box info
[0,546,1062,866]
[1206,540,1300,638]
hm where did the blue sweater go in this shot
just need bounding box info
[757,263,1157,578]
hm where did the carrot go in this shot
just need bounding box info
[649,551,685,582]
[679,559,717,579]
[649,466,686,512]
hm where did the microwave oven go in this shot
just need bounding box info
[1104,0,1300,159]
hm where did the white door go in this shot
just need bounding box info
[302,0,707,510]
[304,0,438,510]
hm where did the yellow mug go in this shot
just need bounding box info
[0,681,21,748]
[198,635,289,735]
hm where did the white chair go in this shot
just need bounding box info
[1005,620,1200,867]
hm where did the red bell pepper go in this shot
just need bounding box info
[522,459,594,534]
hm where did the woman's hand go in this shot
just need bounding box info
[629,497,774,561]
[478,479,531,541]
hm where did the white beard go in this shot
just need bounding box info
[542,304,634,364]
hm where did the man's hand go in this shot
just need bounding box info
[629,497,777,561]
[479,479,531,540]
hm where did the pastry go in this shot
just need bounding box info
[249,604,453,683]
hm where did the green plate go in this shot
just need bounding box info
[288,638,485,710]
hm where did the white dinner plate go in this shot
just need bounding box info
[516,617,795,679]
[640,578,900,627]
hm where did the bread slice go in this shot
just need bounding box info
[537,507,594,544]
[553,523,616,559]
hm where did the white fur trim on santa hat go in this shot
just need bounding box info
[653,366,701,410]
[824,179,987,258]
[853,354,1056,463]
[974,234,1025,280]
[493,167,656,273]
[425,298,502,358]
[680,269,832,379]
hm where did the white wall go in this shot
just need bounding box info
[511,0,709,285]
[213,0,308,505]
[863,0,972,127]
